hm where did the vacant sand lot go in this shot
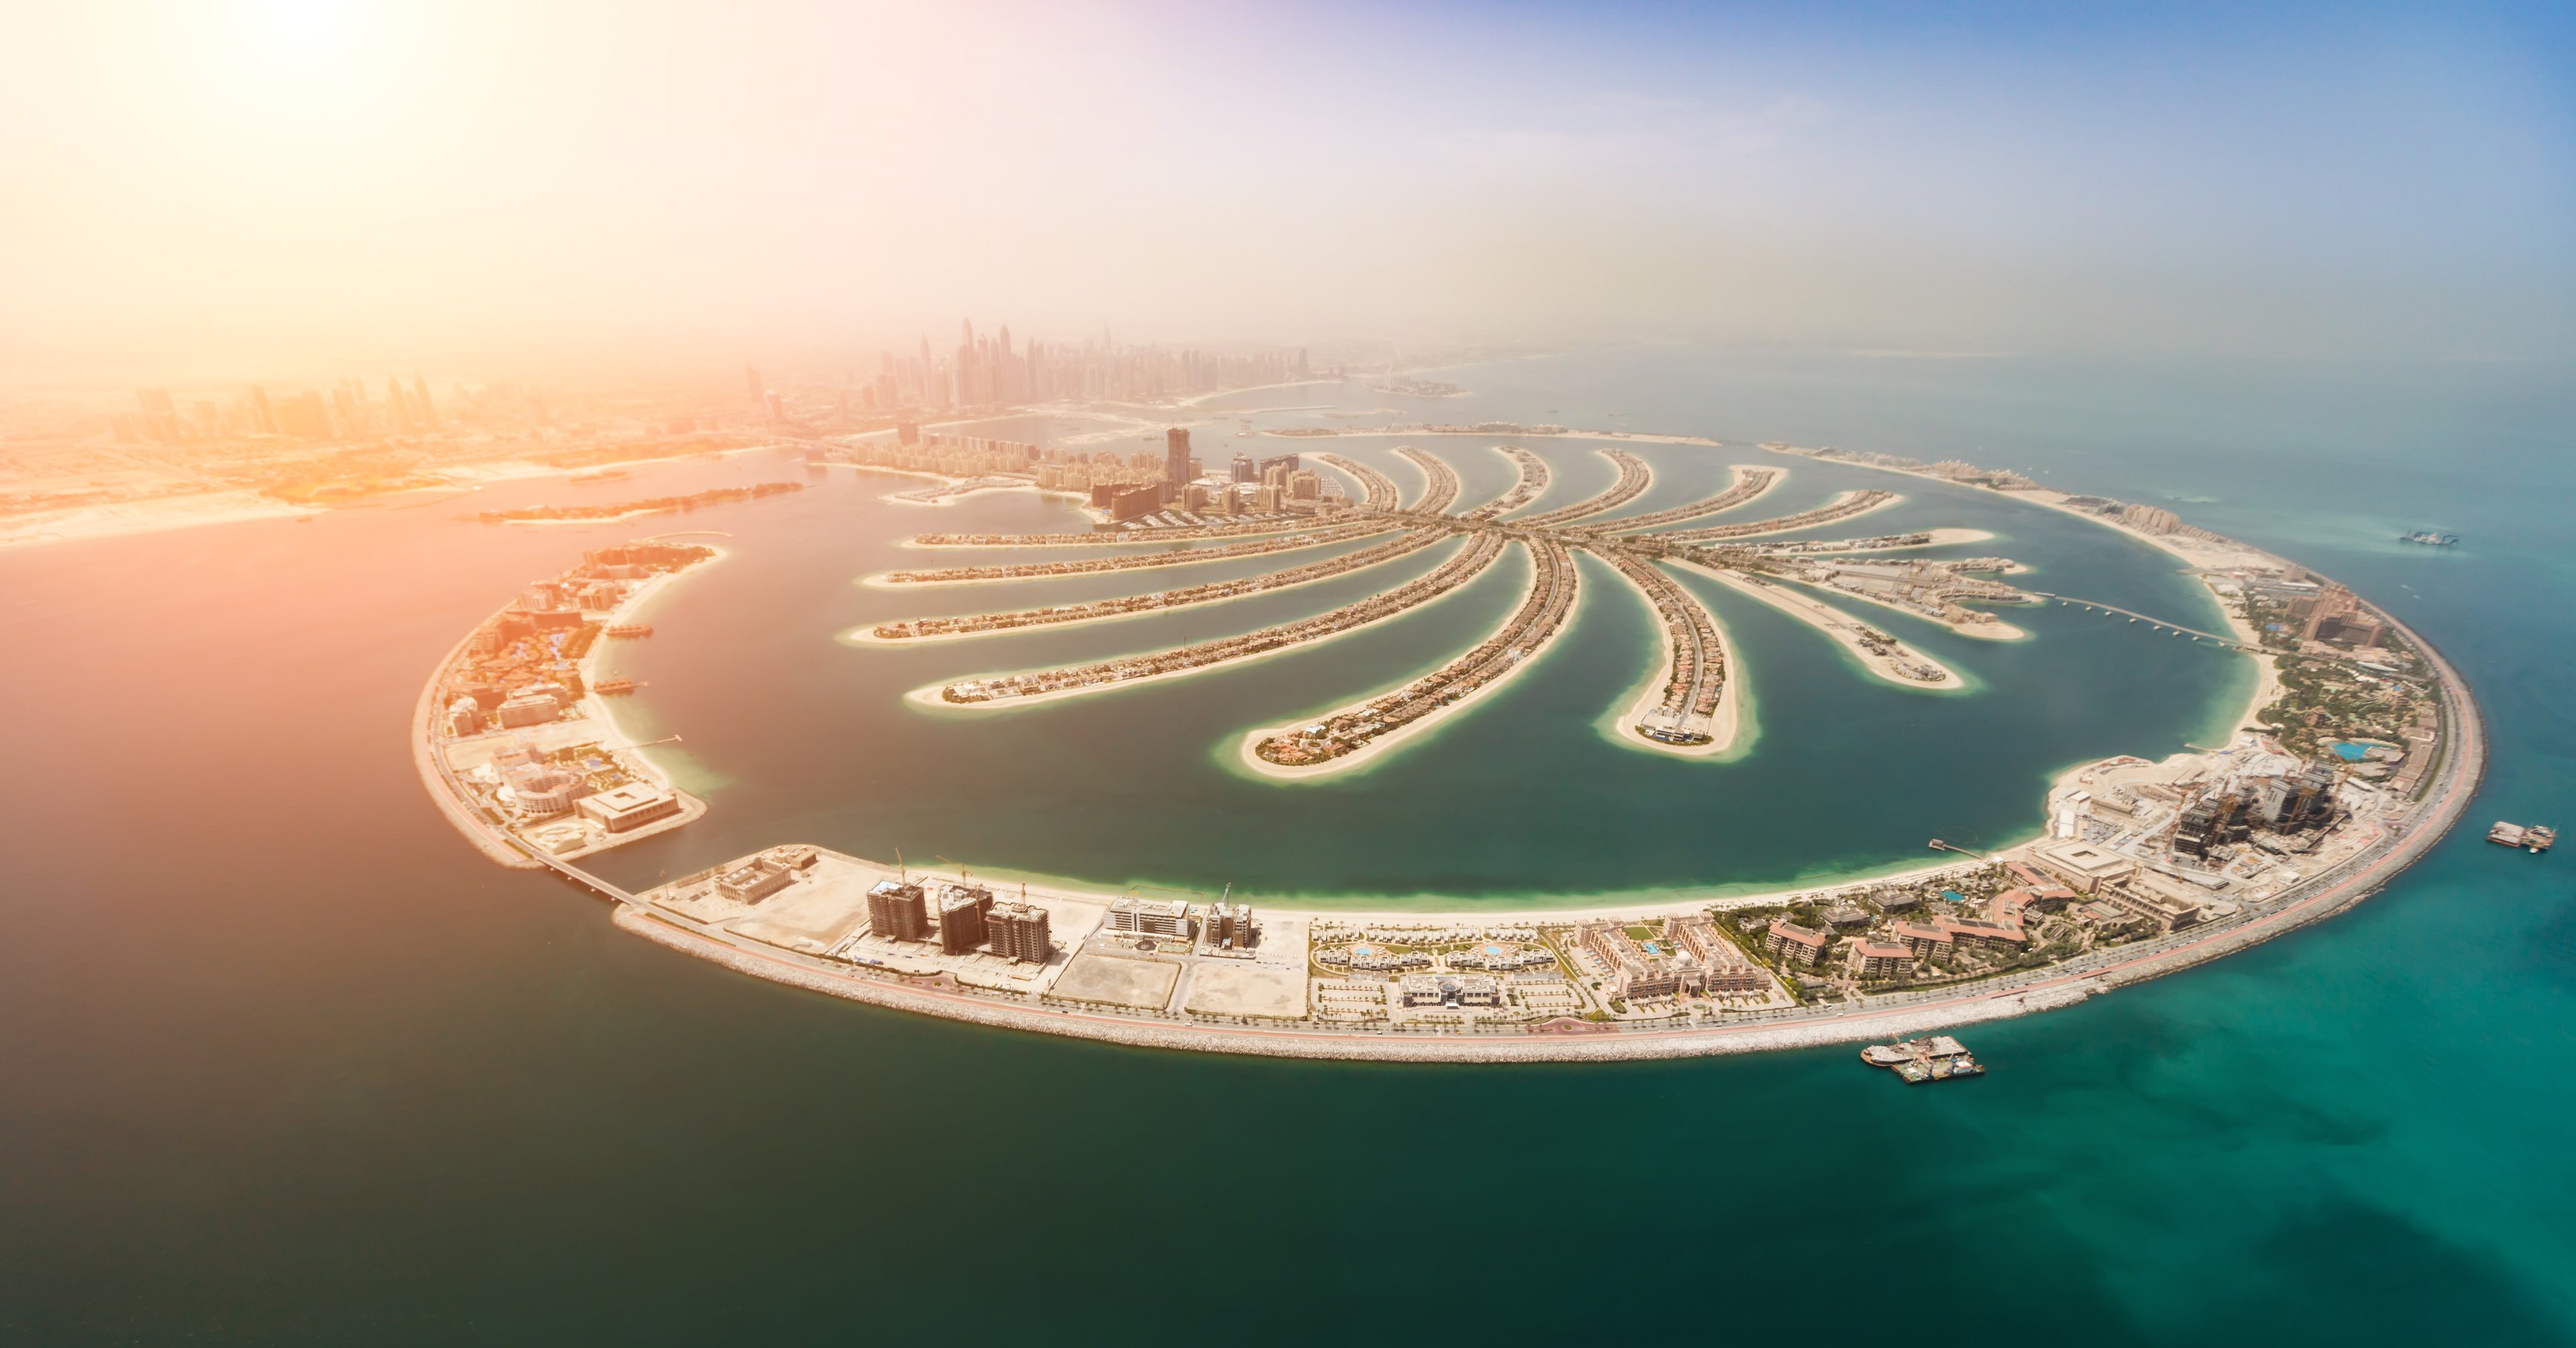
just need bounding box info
[730,885,870,954]
[1184,965,1309,1020]
[1047,953,1178,1010]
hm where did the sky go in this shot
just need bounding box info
[1,0,2571,367]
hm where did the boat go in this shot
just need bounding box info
[2399,530,2458,547]
[1861,1036,1985,1082]
[2488,822,2555,853]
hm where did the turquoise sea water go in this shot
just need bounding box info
[1,349,2570,1343]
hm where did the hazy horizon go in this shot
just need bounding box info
[4,1,2572,370]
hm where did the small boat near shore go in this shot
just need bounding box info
[2400,530,2458,546]
[1861,1036,1985,1083]
[2488,821,2556,853]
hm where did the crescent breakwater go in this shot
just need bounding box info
[418,433,2482,1063]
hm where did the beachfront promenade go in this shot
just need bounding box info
[416,438,2486,1063]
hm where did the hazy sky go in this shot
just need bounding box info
[3,1,2571,365]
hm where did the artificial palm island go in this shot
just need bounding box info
[417,423,2483,1063]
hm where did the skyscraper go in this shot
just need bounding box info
[1164,427,1191,485]
[411,374,436,428]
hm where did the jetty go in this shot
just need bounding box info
[2488,822,2556,853]
[1860,1036,1985,1083]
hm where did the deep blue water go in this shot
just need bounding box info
[0,348,2569,1343]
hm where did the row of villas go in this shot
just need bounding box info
[946,531,1511,704]
[874,528,1447,640]
[1253,537,1577,766]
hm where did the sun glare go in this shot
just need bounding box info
[251,0,362,66]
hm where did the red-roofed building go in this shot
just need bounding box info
[1891,921,1953,960]
[1941,919,2029,951]
[1847,940,1915,980]
[1765,919,1832,967]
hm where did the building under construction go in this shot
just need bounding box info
[2174,760,2342,858]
